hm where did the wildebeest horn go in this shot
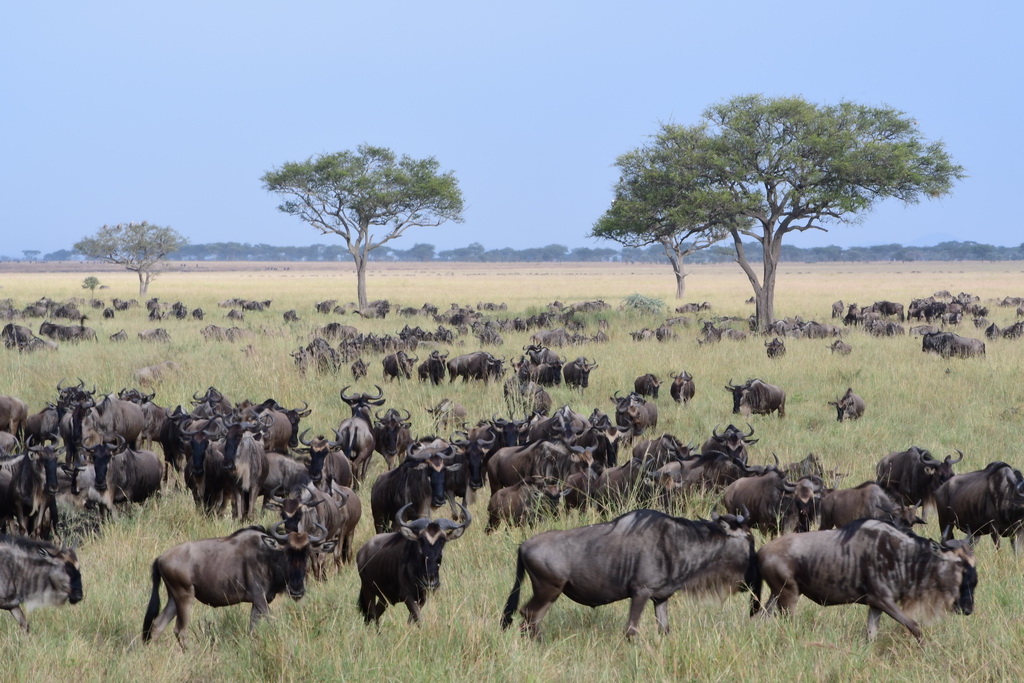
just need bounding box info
[946,450,964,464]
[744,423,755,438]
[298,428,313,447]
[366,384,384,400]
[711,424,721,439]
[269,521,291,542]
[296,400,311,417]
[782,480,797,492]
[437,504,472,535]
[339,386,357,402]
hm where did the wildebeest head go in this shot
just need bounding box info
[27,444,61,496]
[923,448,963,488]
[297,429,342,484]
[704,424,757,463]
[408,444,462,508]
[395,503,470,591]
[936,538,977,615]
[452,431,496,491]
[84,435,127,492]
[373,408,412,460]
[340,385,385,422]
[266,520,330,600]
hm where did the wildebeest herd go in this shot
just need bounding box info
[0,287,1021,651]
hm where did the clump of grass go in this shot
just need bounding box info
[621,293,665,315]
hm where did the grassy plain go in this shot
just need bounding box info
[0,259,1023,682]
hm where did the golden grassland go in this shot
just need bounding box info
[0,260,1023,682]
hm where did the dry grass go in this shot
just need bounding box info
[0,260,1023,681]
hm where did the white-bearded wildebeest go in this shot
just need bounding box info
[82,394,145,451]
[336,386,385,484]
[669,371,695,404]
[486,476,566,532]
[0,445,60,538]
[356,503,470,626]
[828,339,853,355]
[562,357,597,389]
[827,387,865,422]
[269,482,347,579]
[632,373,661,399]
[382,350,417,381]
[370,441,462,532]
[723,471,823,536]
[921,331,985,358]
[417,350,448,385]
[296,430,354,491]
[757,519,977,642]
[142,522,332,648]
[876,446,961,522]
[372,408,413,471]
[0,396,28,441]
[724,379,786,418]
[446,351,505,383]
[0,535,82,632]
[38,320,96,343]
[501,509,761,638]
[79,437,162,519]
[764,337,786,359]
[935,460,1024,552]
[700,423,758,464]
[611,391,658,437]
[818,482,924,531]
[215,420,268,521]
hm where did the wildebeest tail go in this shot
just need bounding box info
[142,559,162,641]
[745,551,763,616]
[500,547,526,629]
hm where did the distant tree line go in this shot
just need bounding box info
[6,240,1023,264]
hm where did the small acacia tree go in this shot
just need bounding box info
[592,128,732,298]
[262,145,464,308]
[597,95,965,330]
[74,222,187,295]
[82,276,100,294]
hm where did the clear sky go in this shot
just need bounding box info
[3,1,1019,257]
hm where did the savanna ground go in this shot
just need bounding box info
[1,259,1023,682]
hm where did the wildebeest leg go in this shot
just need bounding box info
[519,580,564,638]
[10,606,29,633]
[405,597,423,624]
[865,597,922,642]
[652,598,670,635]
[624,591,651,638]
[248,592,271,633]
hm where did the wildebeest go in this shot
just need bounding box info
[611,392,658,437]
[765,338,786,358]
[700,423,757,464]
[828,339,852,355]
[0,535,82,632]
[935,460,1024,552]
[0,396,28,440]
[500,509,760,638]
[723,472,823,536]
[669,371,695,404]
[633,374,662,399]
[417,350,448,385]
[0,445,60,538]
[921,331,985,358]
[827,387,865,422]
[447,351,505,383]
[356,503,470,625]
[757,519,977,642]
[818,482,924,531]
[382,351,417,381]
[142,523,331,647]
[80,438,162,518]
[296,430,354,491]
[876,446,961,521]
[336,386,385,483]
[370,442,462,532]
[372,408,412,470]
[486,477,565,532]
[216,421,268,521]
[82,394,145,450]
[134,361,181,387]
[138,328,172,343]
[38,321,96,343]
[562,357,597,389]
[425,398,468,432]
[724,379,786,418]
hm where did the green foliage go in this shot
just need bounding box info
[620,292,664,314]
[81,276,100,292]
[73,221,188,295]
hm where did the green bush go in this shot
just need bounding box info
[620,292,665,314]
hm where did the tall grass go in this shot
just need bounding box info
[0,260,1023,681]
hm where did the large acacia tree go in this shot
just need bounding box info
[592,124,734,299]
[74,221,188,295]
[262,145,464,308]
[598,95,965,330]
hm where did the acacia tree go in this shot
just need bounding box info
[262,145,464,308]
[74,222,187,295]
[592,126,733,299]
[599,95,965,330]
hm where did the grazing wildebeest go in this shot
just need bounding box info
[828,339,852,355]
[818,482,924,530]
[382,351,417,381]
[724,379,786,418]
[935,460,1024,552]
[921,331,985,358]
[827,387,865,422]
[653,372,687,408]
[765,338,786,358]
[500,509,760,638]
[0,535,82,632]
[38,321,96,343]
[757,519,977,642]
[876,446,960,522]
[356,503,470,625]
[633,374,662,399]
[562,357,597,389]
[142,523,331,647]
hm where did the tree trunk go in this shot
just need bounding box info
[354,255,368,309]
[137,270,148,296]
[660,239,687,300]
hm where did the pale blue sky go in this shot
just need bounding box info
[3,1,1019,257]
